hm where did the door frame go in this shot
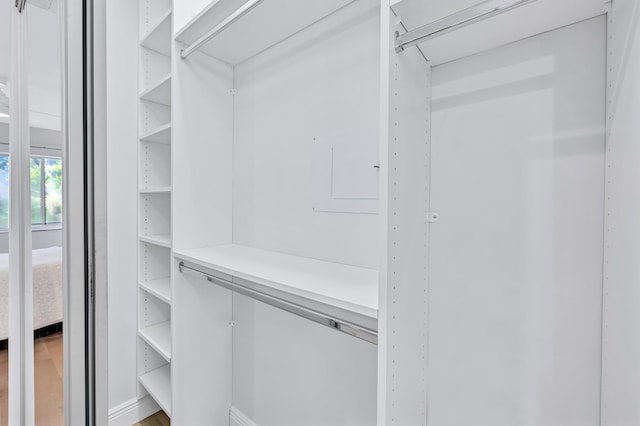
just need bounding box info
[62,0,107,424]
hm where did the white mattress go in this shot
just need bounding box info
[0,246,63,340]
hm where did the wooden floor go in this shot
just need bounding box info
[135,410,170,426]
[0,332,168,426]
[0,331,64,426]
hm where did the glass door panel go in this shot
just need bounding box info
[0,0,10,423]
[27,2,63,424]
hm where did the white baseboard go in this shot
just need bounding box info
[108,395,160,426]
[230,405,258,426]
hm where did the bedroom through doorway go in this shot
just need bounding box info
[0,0,64,425]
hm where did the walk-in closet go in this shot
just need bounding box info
[103,0,640,425]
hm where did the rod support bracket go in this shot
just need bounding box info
[394,31,405,54]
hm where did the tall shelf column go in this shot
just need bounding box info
[137,0,173,417]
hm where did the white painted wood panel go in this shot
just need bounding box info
[139,277,171,304]
[139,74,171,106]
[139,235,171,248]
[601,1,640,423]
[381,11,431,424]
[139,49,171,92]
[140,10,172,57]
[138,364,171,416]
[175,0,356,65]
[139,192,171,239]
[172,260,233,424]
[138,321,172,362]
[138,0,171,41]
[139,141,171,189]
[428,17,605,425]
[107,0,142,412]
[175,244,378,326]
[171,49,233,251]
[140,123,171,144]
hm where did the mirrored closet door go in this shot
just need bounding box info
[2,1,65,425]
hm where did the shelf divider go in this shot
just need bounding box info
[140,278,172,304]
[140,73,172,106]
[140,123,172,144]
[139,321,172,362]
[140,9,173,56]
[140,234,172,248]
[139,364,172,416]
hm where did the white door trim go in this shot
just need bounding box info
[8,3,34,425]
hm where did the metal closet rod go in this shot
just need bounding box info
[178,261,378,345]
[395,0,539,53]
[180,0,265,59]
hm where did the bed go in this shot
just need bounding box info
[0,246,63,340]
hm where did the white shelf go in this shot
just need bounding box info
[140,9,172,56]
[139,321,172,362]
[391,0,605,66]
[140,123,172,144]
[140,277,172,304]
[174,0,356,65]
[140,234,172,248]
[174,244,378,330]
[140,74,172,106]
[139,364,172,416]
[139,187,172,194]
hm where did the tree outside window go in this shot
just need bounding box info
[0,155,62,228]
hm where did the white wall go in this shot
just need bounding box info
[230,2,379,425]
[233,0,381,270]
[429,17,606,425]
[232,296,377,426]
[105,0,139,416]
[0,229,61,253]
[601,1,640,424]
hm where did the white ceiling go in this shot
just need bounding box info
[392,0,607,65]
[0,0,61,130]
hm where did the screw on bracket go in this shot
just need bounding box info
[427,212,439,223]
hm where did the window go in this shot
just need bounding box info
[0,155,63,229]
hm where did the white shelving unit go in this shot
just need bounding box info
[140,9,173,56]
[138,321,172,362]
[140,277,172,305]
[140,123,172,144]
[139,187,172,194]
[139,234,172,248]
[175,0,356,64]
[170,1,384,423]
[175,244,378,330]
[138,0,173,418]
[112,0,640,424]
[139,364,172,416]
[140,73,172,106]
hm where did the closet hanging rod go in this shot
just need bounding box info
[395,0,539,53]
[178,261,378,345]
[180,0,265,59]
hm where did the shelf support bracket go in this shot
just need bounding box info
[180,0,265,59]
